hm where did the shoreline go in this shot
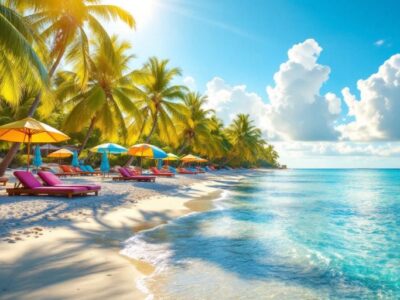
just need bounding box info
[0,171,247,300]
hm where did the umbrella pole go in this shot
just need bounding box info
[27,134,32,171]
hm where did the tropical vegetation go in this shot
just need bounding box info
[0,0,280,175]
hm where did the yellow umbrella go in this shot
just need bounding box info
[0,117,70,169]
[48,148,73,158]
[163,153,179,161]
[181,154,201,163]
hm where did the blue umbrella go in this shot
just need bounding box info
[100,151,110,172]
[157,159,163,170]
[90,143,127,154]
[33,145,42,168]
[71,150,79,167]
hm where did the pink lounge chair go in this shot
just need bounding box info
[112,168,156,182]
[7,171,98,198]
[177,168,198,175]
[150,167,175,177]
[37,171,101,192]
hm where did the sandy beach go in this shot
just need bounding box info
[0,170,247,300]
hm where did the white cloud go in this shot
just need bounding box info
[265,39,342,141]
[205,39,342,141]
[183,76,197,90]
[338,54,400,141]
[205,77,269,130]
[375,39,385,47]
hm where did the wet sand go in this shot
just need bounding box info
[0,171,246,299]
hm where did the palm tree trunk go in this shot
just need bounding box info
[78,117,96,155]
[0,46,66,176]
[145,113,159,143]
[124,112,158,167]
[137,109,149,142]
[178,140,188,155]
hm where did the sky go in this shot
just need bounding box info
[104,0,400,168]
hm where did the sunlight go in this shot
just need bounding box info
[111,0,157,28]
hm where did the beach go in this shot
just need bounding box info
[0,170,246,300]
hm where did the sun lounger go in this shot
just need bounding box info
[177,168,198,175]
[38,171,101,192]
[112,168,156,182]
[150,167,175,177]
[167,166,177,174]
[196,167,206,173]
[58,165,82,176]
[82,165,103,176]
[6,171,98,198]
[0,177,8,186]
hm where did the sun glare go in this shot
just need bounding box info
[112,0,157,28]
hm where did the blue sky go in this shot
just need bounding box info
[106,0,400,168]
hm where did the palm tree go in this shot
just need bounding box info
[177,92,214,154]
[59,36,142,154]
[131,57,188,145]
[125,57,187,166]
[0,2,47,105]
[0,0,135,175]
[225,114,263,166]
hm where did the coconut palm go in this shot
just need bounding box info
[0,0,135,176]
[0,2,47,105]
[60,36,142,154]
[129,57,188,145]
[225,114,263,165]
[177,92,215,154]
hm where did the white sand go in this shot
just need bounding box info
[0,170,248,299]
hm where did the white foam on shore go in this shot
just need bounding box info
[120,190,231,298]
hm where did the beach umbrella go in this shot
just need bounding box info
[163,153,179,161]
[181,154,201,163]
[100,151,110,172]
[128,143,167,170]
[128,143,167,159]
[90,143,128,154]
[32,145,42,168]
[71,150,79,167]
[48,148,73,158]
[48,148,73,165]
[0,117,70,170]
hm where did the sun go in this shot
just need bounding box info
[111,0,157,28]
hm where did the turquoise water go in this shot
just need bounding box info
[123,170,400,299]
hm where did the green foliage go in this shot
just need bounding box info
[0,1,280,169]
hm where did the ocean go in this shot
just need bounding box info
[122,169,400,299]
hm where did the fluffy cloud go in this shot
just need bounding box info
[265,39,341,140]
[205,77,269,130]
[338,54,400,141]
[205,39,342,140]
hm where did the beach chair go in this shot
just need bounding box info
[205,166,214,172]
[38,171,101,192]
[177,168,198,175]
[72,166,91,175]
[167,166,177,174]
[6,171,98,198]
[196,166,206,173]
[112,168,156,182]
[150,167,175,177]
[83,165,103,176]
[0,177,8,186]
[59,165,81,176]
